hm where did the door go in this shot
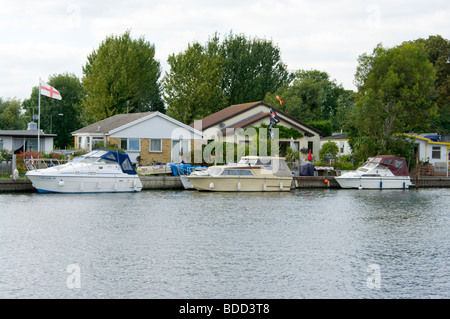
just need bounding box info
[171,140,189,163]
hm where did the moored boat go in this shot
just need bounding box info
[187,156,293,192]
[335,155,413,189]
[26,149,142,193]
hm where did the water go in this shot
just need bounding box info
[0,188,448,299]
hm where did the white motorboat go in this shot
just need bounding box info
[187,156,293,192]
[335,155,413,189]
[26,149,142,193]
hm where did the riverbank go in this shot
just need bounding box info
[1,175,450,192]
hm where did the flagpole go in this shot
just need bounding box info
[38,77,41,157]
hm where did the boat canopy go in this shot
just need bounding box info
[239,156,292,177]
[79,149,137,175]
[367,155,409,176]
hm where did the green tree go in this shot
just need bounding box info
[221,32,289,105]
[349,42,437,161]
[82,30,164,123]
[163,31,289,123]
[0,98,25,130]
[413,35,450,133]
[164,38,227,124]
[319,141,339,162]
[264,69,354,131]
[22,73,83,148]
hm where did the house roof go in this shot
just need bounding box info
[190,101,261,130]
[190,101,323,137]
[72,112,154,134]
[72,111,204,138]
[321,133,348,140]
[0,130,56,138]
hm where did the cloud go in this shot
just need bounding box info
[0,0,448,100]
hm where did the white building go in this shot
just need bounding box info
[0,122,55,153]
[404,133,450,175]
[72,111,203,164]
[320,132,352,156]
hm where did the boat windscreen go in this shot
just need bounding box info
[272,159,292,177]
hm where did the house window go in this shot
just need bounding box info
[120,138,140,151]
[432,146,441,159]
[92,137,105,149]
[149,139,162,152]
[308,141,313,153]
[121,138,127,150]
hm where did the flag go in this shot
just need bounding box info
[276,96,284,106]
[269,107,280,140]
[40,81,62,100]
[269,107,280,124]
[30,155,34,165]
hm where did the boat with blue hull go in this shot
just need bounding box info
[26,149,142,193]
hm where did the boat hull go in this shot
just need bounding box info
[188,176,293,192]
[335,176,412,189]
[26,173,142,193]
[179,175,195,190]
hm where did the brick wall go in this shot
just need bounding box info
[140,138,172,165]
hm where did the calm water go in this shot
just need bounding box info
[0,188,448,299]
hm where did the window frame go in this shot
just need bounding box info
[149,139,162,153]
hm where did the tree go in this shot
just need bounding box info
[22,73,83,148]
[221,32,289,105]
[264,69,354,131]
[413,35,450,133]
[348,42,437,161]
[82,30,164,123]
[319,141,339,162]
[164,38,227,124]
[163,31,289,123]
[0,98,25,130]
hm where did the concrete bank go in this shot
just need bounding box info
[0,176,184,192]
[1,176,449,192]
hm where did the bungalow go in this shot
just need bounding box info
[320,132,352,156]
[0,122,56,153]
[404,133,450,175]
[189,101,323,160]
[72,111,203,164]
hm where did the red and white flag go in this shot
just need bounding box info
[40,81,62,100]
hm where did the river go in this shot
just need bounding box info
[0,188,448,299]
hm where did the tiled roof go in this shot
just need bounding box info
[190,101,263,129]
[190,101,324,137]
[72,112,154,134]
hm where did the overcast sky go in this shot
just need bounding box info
[1,0,448,102]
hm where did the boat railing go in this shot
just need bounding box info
[25,158,67,171]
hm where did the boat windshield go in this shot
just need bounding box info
[71,156,117,165]
[222,169,254,176]
[208,167,223,176]
[238,158,272,167]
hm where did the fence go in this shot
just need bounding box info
[0,157,68,176]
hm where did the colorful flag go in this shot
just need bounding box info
[276,96,284,106]
[269,107,280,124]
[40,81,62,100]
[269,107,280,140]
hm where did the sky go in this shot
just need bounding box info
[0,0,449,102]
